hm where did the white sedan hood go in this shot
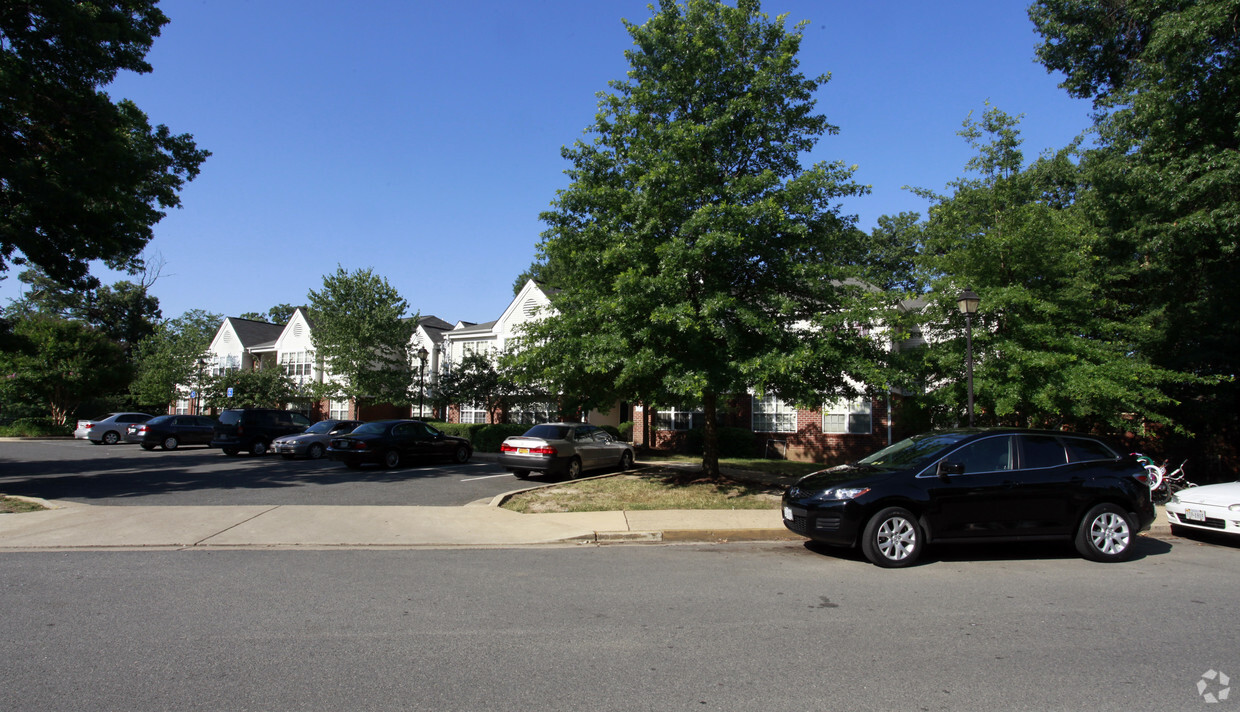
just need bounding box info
[1175,481,1240,507]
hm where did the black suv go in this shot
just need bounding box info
[782,429,1156,567]
[211,409,312,456]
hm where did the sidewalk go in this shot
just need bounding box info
[0,497,798,549]
[0,493,1173,551]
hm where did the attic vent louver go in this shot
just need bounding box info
[293,323,303,338]
[522,299,539,317]
[223,331,232,344]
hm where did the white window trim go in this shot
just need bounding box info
[751,394,797,433]
[823,398,873,435]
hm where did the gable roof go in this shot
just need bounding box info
[226,317,284,349]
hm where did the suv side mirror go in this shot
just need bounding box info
[936,461,965,479]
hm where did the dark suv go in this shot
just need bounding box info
[211,409,312,456]
[782,429,1156,567]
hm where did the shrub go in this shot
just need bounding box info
[617,421,633,442]
[0,417,73,437]
[473,424,532,452]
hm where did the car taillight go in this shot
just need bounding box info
[531,446,556,455]
[236,425,244,435]
[137,425,147,434]
[501,444,517,453]
[1134,471,1151,486]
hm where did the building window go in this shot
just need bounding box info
[460,340,492,358]
[512,402,556,425]
[329,399,350,420]
[209,354,240,377]
[280,350,314,379]
[175,399,190,415]
[656,406,703,431]
[460,402,487,424]
[824,398,872,434]
[752,394,797,433]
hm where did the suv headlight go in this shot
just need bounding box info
[818,487,870,501]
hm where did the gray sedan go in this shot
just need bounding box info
[272,419,363,460]
[499,423,634,479]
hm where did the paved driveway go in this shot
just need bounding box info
[0,439,523,506]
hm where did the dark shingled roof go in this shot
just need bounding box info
[227,318,285,348]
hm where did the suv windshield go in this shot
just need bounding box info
[857,432,972,471]
[218,411,243,425]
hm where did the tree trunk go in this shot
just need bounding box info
[702,390,720,478]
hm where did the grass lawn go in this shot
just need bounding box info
[0,496,46,514]
[501,458,852,514]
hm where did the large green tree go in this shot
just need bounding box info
[129,308,221,408]
[914,107,1190,430]
[202,366,300,411]
[0,0,209,290]
[1030,0,1239,472]
[306,267,415,408]
[512,0,879,476]
[3,266,161,351]
[0,314,129,424]
[238,303,296,324]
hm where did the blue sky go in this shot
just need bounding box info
[3,0,1093,326]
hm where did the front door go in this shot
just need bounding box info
[924,435,1021,539]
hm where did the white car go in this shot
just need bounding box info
[1165,482,1240,537]
[73,412,153,445]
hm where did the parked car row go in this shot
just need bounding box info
[73,407,479,470]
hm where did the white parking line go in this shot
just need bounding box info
[459,473,514,482]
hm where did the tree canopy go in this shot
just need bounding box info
[1030,0,1239,471]
[511,0,879,476]
[0,0,209,290]
[306,267,415,407]
[129,308,221,408]
[912,107,1190,431]
[0,314,129,424]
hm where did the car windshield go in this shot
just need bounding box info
[147,415,173,424]
[523,424,571,440]
[857,432,973,471]
[350,422,390,436]
[305,421,336,434]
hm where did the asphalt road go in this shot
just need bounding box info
[0,439,526,506]
[1,539,1237,711]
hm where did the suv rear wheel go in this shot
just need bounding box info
[1075,504,1135,562]
[250,440,268,456]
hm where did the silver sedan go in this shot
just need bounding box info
[272,419,363,460]
[498,423,634,479]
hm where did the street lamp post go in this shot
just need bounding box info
[195,357,208,415]
[417,346,429,419]
[956,288,980,427]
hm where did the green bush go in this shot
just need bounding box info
[0,417,73,437]
[600,424,622,441]
[618,421,633,442]
[473,424,533,452]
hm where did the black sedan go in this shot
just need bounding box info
[782,429,1156,567]
[127,415,217,450]
[326,420,472,469]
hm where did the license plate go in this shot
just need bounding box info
[518,448,530,455]
[1186,508,1207,522]
[783,506,793,521]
